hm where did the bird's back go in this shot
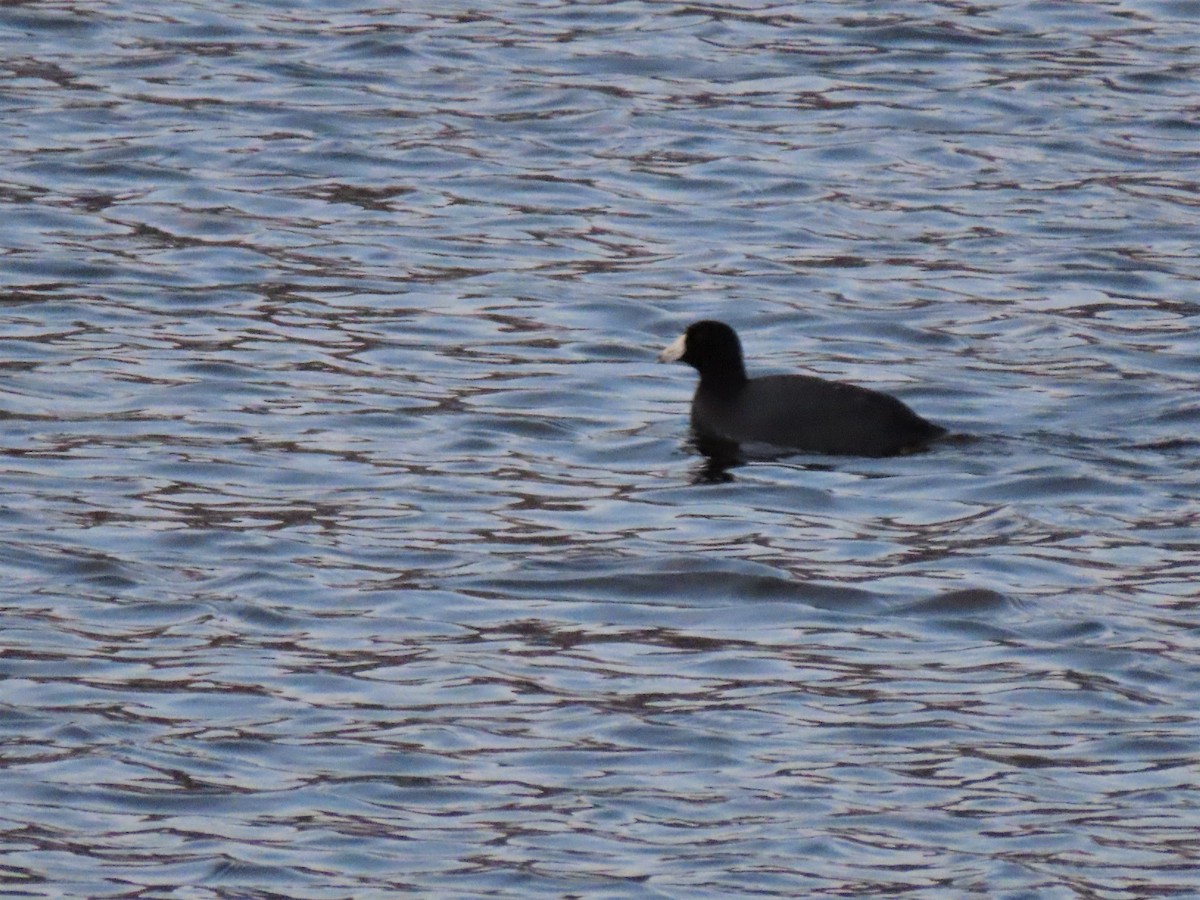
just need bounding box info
[692,373,944,457]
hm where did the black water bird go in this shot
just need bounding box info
[659,320,946,458]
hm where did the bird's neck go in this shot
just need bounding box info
[697,368,748,395]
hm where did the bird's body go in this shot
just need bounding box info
[660,321,945,458]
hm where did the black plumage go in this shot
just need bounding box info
[660,320,945,457]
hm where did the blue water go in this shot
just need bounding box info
[2,2,1199,897]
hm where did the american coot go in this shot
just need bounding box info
[659,320,946,457]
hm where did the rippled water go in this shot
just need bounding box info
[3,1,1199,896]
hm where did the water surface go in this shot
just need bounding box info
[2,2,1199,897]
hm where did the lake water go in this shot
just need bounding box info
[2,1,1199,896]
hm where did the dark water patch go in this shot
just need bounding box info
[899,587,1013,617]
[462,557,880,609]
